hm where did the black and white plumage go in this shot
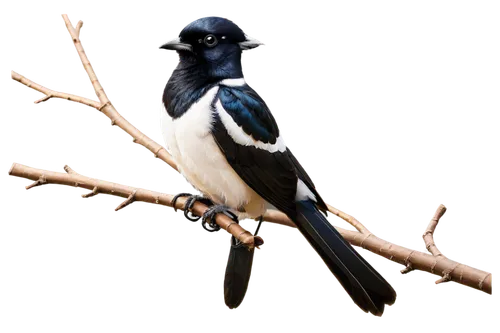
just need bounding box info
[160,17,396,315]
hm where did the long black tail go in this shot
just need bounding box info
[295,200,396,316]
[222,236,255,310]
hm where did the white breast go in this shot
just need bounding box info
[161,86,267,218]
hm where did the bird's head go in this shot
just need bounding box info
[160,17,262,68]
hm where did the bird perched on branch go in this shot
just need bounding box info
[160,16,396,315]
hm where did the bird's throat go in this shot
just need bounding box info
[163,51,244,118]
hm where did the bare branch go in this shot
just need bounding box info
[10,163,259,249]
[60,14,178,171]
[326,204,371,234]
[60,12,110,103]
[12,71,101,109]
[12,16,177,170]
[421,207,468,285]
[9,163,492,294]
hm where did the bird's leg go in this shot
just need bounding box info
[229,216,264,246]
[170,193,214,222]
[253,216,264,235]
[231,215,264,248]
[201,205,239,232]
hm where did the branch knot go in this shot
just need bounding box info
[359,233,372,248]
[99,101,111,111]
[154,146,165,158]
[401,250,416,274]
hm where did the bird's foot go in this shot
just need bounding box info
[201,204,239,233]
[170,193,213,222]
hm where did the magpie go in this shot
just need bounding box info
[160,17,396,315]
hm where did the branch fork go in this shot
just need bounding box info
[34,94,52,104]
[25,175,47,189]
[115,190,137,211]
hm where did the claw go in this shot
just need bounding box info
[171,193,214,222]
[201,205,239,232]
[172,191,192,208]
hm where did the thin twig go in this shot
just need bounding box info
[60,14,178,171]
[423,204,447,257]
[422,205,462,285]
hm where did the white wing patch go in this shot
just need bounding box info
[215,99,287,153]
[295,179,317,202]
[220,78,246,87]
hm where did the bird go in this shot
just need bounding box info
[160,17,396,315]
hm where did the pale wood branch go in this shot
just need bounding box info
[422,205,466,285]
[61,14,178,171]
[9,163,261,249]
[12,71,101,109]
[14,67,173,166]
[62,14,105,102]
[9,163,492,294]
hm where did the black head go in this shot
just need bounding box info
[160,17,262,65]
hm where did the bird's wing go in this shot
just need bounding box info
[211,83,326,217]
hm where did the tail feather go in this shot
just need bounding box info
[295,200,396,316]
[223,236,255,309]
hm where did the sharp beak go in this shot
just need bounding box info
[239,34,264,50]
[160,38,193,52]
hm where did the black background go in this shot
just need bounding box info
[0,5,496,322]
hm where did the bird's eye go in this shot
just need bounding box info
[204,34,218,47]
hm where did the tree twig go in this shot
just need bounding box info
[57,12,178,172]
[9,163,492,294]
[423,204,446,258]
[9,69,100,110]
[421,205,464,285]
[61,14,107,106]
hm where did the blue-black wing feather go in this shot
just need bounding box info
[212,83,326,216]
[218,85,279,144]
